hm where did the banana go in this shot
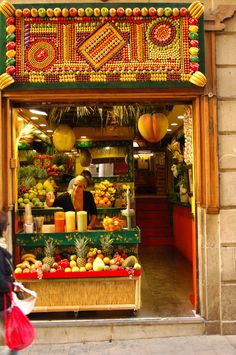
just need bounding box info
[193,7,204,19]
[24,257,37,264]
[2,0,15,14]
[191,4,204,18]
[189,74,206,87]
[194,71,207,82]
[0,5,11,17]
[0,76,14,90]
[16,260,31,268]
[0,1,15,17]
[21,253,37,262]
[188,1,201,13]
[0,81,14,90]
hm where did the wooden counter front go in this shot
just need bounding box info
[16,270,141,313]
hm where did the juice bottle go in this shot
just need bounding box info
[54,211,65,232]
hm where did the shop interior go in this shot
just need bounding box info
[14,101,195,319]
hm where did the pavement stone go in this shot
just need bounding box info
[0,335,236,355]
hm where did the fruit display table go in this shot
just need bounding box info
[15,228,141,313]
[15,270,141,312]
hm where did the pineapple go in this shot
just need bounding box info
[42,240,56,268]
[100,234,114,259]
[75,236,89,268]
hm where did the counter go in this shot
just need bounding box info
[15,228,141,313]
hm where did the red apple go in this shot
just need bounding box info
[117,7,125,17]
[189,18,198,25]
[69,7,77,17]
[179,7,188,16]
[133,7,141,17]
[22,8,31,17]
[6,42,16,50]
[6,66,15,75]
[149,7,157,17]
[6,17,15,25]
[52,262,58,269]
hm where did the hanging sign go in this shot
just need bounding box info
[0,1,206,90]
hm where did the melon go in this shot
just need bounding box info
[122,255,138,268]
[80,149,92,167]
[138,113,168,143]
[52,124,76,152]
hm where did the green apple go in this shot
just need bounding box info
[164,7,172,17]
[85,7,93,17]
[101,7,109,17]
[38,8,46,18]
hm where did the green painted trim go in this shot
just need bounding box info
[16,227,141,246]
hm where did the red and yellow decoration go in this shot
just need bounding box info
[0,1,206,88]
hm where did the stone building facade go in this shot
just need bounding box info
[0,0,235,334]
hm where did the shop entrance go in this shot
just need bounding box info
[5,91,197,320]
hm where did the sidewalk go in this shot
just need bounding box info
[1,335,236,354]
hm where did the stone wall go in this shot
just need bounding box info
[217,13,236,333]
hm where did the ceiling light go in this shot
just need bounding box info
[46,129,53,133]
[167,128,172,132]
[171,123,178,126]
[29,109,47,116]
[177,115,184,119]
[39,123,47,127]
[31,116,39,120]
[105,146,110,150]
[80,135,87,139]
[133,141,139,147]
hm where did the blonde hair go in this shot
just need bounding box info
[74,175,88,188]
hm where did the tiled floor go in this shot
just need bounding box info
[29,245,194,321]
[137,245,194,318]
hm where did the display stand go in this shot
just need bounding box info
[15,228,141,313]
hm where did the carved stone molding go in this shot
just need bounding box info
[205,5,236,31]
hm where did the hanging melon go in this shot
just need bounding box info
[138,113,168,143]
[52,124,76,152]
[80,149,92,167]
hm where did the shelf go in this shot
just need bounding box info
[14,269,141,280]
[17,208,63,216]
[16,227,141,247]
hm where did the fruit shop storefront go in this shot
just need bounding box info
[0,1,220,329]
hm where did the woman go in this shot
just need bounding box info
[0,211,18,355]
[46,175,97,230]
[67,169,93,191]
